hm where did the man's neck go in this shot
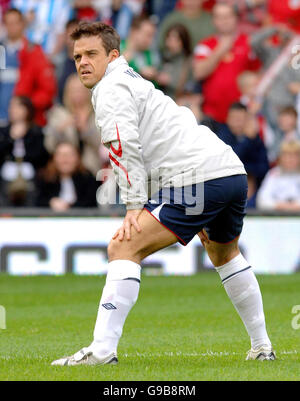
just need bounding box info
[72,103,91,113]
[7,36,22,43]
[182,8,202,18]
[6,37,23,49]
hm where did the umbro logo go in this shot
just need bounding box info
[102,303,117,310]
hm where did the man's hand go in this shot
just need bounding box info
[113,209,142,241]
[49,197,70,212]
[244,114,259,139]
[288,82,300,95]
[140,66,158,81]
[10,122,28,140]
[217,35,235,56]
[156,71,171,87]
[198,229,210,247]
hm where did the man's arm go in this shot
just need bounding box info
[96,83,148,209]
[193,36,235,81]
[105,135,148,210]
[250,26,277,54]
[95,82,148,239]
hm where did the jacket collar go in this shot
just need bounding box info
[91,56,128,93]
[104,55,128,77]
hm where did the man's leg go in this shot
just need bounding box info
[89,210,178,359]
[51,209,177,365]
[199,230,273,358]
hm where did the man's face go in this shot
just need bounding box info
[4,12,25,41]
[181,0,203,12]
[227,109,247,136]
[133,21,156,51]
[278,113,297,133]
[54,144,79,176]
[73,35,118,89]
[213,5,237,35]
[280,150,300,172]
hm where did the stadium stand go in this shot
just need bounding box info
[0,0,300,213]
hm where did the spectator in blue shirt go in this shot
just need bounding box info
[207,102,270,187]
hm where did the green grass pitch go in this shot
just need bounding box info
[0,273,299,381]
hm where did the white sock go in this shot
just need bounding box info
[216,253,271,350]
[89,260,141,359]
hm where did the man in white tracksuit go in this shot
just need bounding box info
[52,22,274,366]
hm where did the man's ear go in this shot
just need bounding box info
[109,49,120,62]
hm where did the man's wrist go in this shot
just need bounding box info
[126,203,144,211]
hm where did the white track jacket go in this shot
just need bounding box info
[91,56,246,210]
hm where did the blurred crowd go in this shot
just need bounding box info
[0,0,300,212]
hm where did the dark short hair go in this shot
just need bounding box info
[229,102,247,112]
[131,15,155,31]
[70,22,120,55]
[3,7,23,20]
[279,106,298,118]
[213,2,239,17]
[66,18,80,31]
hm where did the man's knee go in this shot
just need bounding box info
[212,246,240,267]
[199,235,240,267]
[107,238,141,262]
[107,239,124,261]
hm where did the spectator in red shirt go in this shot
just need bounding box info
[0,8,57,127]
[193,2,259,123]
[215,0,267,35]
[268,0,300,34]
[194,0,267,33]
